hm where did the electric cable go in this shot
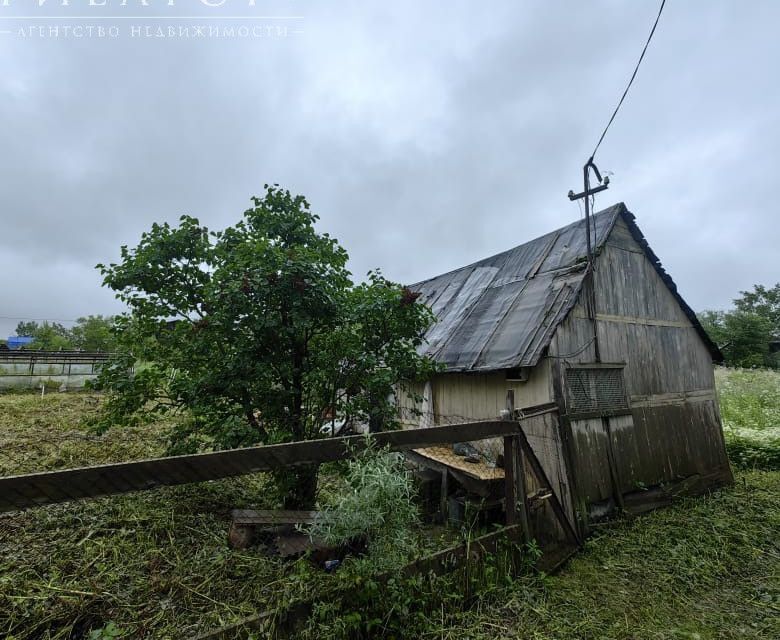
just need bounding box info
[591,0,667,159]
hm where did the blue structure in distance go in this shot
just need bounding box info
[7,336,34,350]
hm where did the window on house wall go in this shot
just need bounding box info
[565,365,629,417]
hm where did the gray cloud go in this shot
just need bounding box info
[1,0,778,338]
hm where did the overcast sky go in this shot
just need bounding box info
[0,1,778,338]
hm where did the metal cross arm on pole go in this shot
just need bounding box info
[567,180,609,202]
[567,158,610,202]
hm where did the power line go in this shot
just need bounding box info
[591,0,667,159]
[0,316,79,324]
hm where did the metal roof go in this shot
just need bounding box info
[411,203,721,372]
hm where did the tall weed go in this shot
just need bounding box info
[716,367,780,469]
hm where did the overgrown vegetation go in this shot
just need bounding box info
[305,443,421,573]
[716,367,780,470]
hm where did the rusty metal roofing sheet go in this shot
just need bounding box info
[411,203,722,372]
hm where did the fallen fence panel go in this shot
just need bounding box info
[0,420,519,512]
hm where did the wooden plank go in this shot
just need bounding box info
[503,391,531,543]
[504,435,529,541]
[410,446,504,481]
[231,510,319,526]
[515,424,582,547]
[404,450,500,499]
[602,416,626,510]
[0,420,520,512]
[550,357,585,538]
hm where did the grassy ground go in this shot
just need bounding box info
[1,369,779,639]
[0,395,441,639]
[424,469,779,639]
[0,393,169,476]
[0,395,332,638]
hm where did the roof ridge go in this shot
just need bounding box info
[410,203,626,288]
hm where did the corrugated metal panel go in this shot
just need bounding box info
[412,205,623,372]
[412,204,722,372]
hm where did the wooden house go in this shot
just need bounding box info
[400,203,732,533]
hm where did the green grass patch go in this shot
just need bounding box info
[716,367,780,469]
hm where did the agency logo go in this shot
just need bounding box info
[0,1,305,40]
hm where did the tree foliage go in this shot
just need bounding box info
[15,316,116,352]
[734,283,780,329]
[71,315,118,352]
[15,321,73,351]
[93,186,438,507]
[699,283,780,368]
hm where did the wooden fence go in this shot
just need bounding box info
[0,407,578,542]
[0,420,518,513]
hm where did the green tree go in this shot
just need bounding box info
[734,283,780,330]
[94,185,438,508]
[71,315,116,352]
[14,321,39,337]
[698,310,727,349]
[15,321,74,350]
[698,309,773,368]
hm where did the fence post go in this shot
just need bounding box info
[503,390,531,544]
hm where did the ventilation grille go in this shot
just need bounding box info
[565,367,628,416]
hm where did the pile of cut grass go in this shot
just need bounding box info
[0,393,169,475]
[0,393,334,638]
[0,393,445,639]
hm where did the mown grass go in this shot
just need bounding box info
[0,393,169,476]
[0,394,444,639]
[1,370,779,639]
[0,394,332,638]
[422,469,779,640]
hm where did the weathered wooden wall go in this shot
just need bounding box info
[550,218,732,516]
[396,362,554,462]
[397,360,553,426]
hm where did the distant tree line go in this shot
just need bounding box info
[13,316,117,352]
[698,284,780,368]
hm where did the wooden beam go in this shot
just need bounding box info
[0,420,520,513]
[514,426,582,548]
[231,510,319,526]
[503,391,531,543]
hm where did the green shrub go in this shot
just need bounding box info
[305,440,420,571]
[723,428,780,470]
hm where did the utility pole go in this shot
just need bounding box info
[568,157,610,362]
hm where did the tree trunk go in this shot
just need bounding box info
[280,464,320,510]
